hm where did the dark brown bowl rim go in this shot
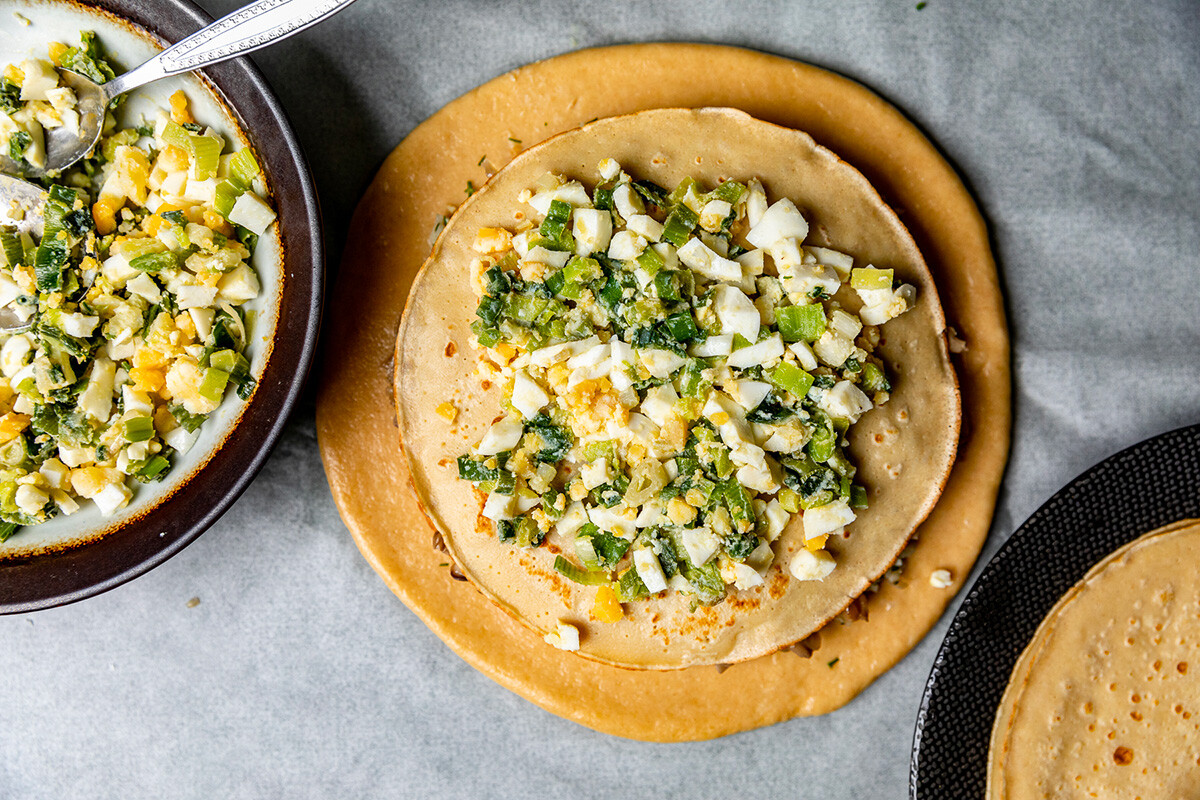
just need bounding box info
[0,0,323,613]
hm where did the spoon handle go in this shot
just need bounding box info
[104,0,361,99]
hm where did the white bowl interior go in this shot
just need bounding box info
[0,0,282,556]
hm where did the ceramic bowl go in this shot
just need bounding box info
[0,0,322,612]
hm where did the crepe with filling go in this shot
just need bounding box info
[394,107,960,669]
[988,518,1200,799]
[320,43,1010,736]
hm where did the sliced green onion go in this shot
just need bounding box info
[861,362,890,393]
[850,267,894,290]
[850,484,869,509]
[161,121,191,149]
[661,204,699,247]
[198,367,231,404]
[492,469,516,496]
[707,180,747,205]
[668,177,698,204]
[123,415,155,442]
[453,452,495,482]
[679,359,711,398]
[33,236,67,291]
[555,555,607,585]
[544,269,566,296]
[189,135,221,180]
[770,361,815,399]
[514,516,542,547]
[778,487,801,513]
[807,424,836,463]
[8,130,31,163]
[100,128,138,161]
[827,448,857,479]
[541,488,565,521]
[163,122,222,180]
[776,304,827,343]
[574,535,600,570]
[559,281,584,301]
[0,229,23,268]
[582,440,616,462]
[635,246,665,276]
[722,479,754,528]
[213,180,242,218]
[117,238,166,260]
[137,455,171,482]
[208,349,239,373]
[664,312,699,342]
[169,404,207,433]
[129,251,177,273]
[652,270,682,304]
[227,148,261,190]
[47,184,81,207]
[801,488,836,510]
[504,293,549,325]
[593,181,616,210]
[0,436,28,468]
[615,567,649,601]
[563,256,601,285]
[539,199,571,238]
[471,322,501,347]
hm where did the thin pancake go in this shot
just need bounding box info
[396,107,959,669]
[988,519,1200,799]
[317,43,1010,738]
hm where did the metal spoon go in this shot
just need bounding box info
[0,174,44,329]
[0,173,45,238]
[0,0,360,178]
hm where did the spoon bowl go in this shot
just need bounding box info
[0,173,45,330]
[0,172,46,236]
[0,70,109,179]
[0,0,358,178]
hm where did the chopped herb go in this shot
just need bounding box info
[56,32,117,86]
[0,79,19,115]
[7,131,31,162]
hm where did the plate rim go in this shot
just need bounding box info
[909,420,1200,797]
[0,0,323,613]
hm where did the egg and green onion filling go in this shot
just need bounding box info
[0,36,274,542]
[456,158,914,615]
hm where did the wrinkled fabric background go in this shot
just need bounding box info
[2,0,1198,797]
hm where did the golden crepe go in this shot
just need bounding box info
[395,107,960,669]
[988,519,1200,799]
[317,43,1010,738]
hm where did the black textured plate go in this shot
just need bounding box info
[910,423,1200,798]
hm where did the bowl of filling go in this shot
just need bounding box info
[0,0,321,612]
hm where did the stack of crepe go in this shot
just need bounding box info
[989,519,1200,798]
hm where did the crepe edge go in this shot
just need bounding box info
[394,107,961,669]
